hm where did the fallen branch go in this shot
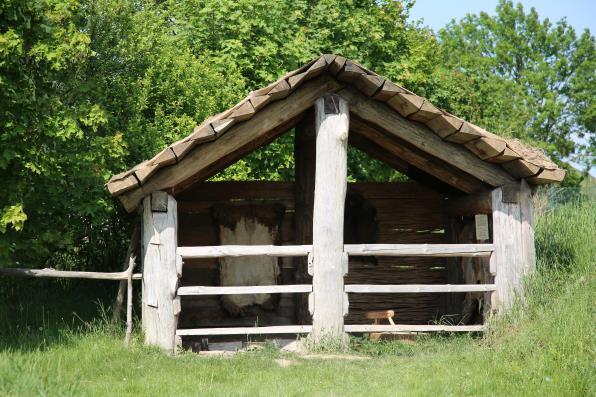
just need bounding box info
[0,268,142,281]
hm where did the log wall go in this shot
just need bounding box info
[175,181,455,331]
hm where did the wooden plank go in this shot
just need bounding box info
[311,94,350,342]
[106,173,139,196]
[177,245,311,258]
[526,167,566,184]
[210,118,235,136]
[445,121,484,144]
[501,159,541,178]
[339,87,515,188]
[177,284,312,296]
[491,183,524,310]
[426,113,464,139]
[344,244,494,257]
[0,268,142,281]
[328,55,347,76]
[176,325,312,336]
[294,110,316,324]
[118,75,344,212]
[373,80,406,101]
[355,74,384,96]
[465,137,507,160]
[487,146,521,164]
[345,324,485,332]
[408,100,442,123]
[141,193,180,354]
[345,284,496,293]
[387,93,424,117]
[349,118,487,194]
[229,100,256,121]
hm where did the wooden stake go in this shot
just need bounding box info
[310,94,349,343]
[112,223,140,323]
[124,255,136,346]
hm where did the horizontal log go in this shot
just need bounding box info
[345,284,496,293]
[445,191,492,216]
[344,244,494,257]
[176,325,312,336]
[344,324,485,332]
[177,284,312,296]
[177,245,312,258]
[0,268,142,281]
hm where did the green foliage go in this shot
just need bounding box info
[1,0,593,269]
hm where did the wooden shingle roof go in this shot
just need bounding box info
[107,54,564,210]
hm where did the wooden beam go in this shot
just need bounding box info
[344,244,494,257]
[445,191,493,216]
[338,87,515,188]
[348,131,410,175]
[177,284,312,296]
[311,94,349,342]
[349,117,487,194]
[294,109,316,324]
[141,192,180,354]
[118,75,344,212]
[345,284,496,293]
[176,325,312,336]
[344,324,485,333]
[177,245,311,258]
[0,268,142,281]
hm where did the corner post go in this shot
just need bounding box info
[141,191,181,353]
[490,180,535,311]
[310,94,349,343]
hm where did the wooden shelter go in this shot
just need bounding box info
[106,55,565,353]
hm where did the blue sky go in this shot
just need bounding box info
[409,0,595,33]
[408,0,595,175]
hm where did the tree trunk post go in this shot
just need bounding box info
[490,180,535,311]
[310,94,349,344]
[294,109,316,325]
[141,191,181,353]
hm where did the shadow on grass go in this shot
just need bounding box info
[0,278,126,352]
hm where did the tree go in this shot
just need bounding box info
[0,0,244,267]
[438,0,595,178]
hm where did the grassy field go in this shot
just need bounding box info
[1,201,594,396]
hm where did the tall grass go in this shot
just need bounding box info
[0,200,593,396]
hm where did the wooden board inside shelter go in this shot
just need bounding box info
[176,181,457,332]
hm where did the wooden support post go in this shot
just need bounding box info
[490,180,535,311]
[141,191,181,353]
[310,94,349,343]
[124,255,136,347]
[294,109,316,325]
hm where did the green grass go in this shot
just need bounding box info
[1,201,594,396]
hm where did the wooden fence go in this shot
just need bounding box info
[175,243,494,337]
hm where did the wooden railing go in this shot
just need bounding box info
[174,243,494,336]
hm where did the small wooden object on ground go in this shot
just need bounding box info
[366,310,395,341]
